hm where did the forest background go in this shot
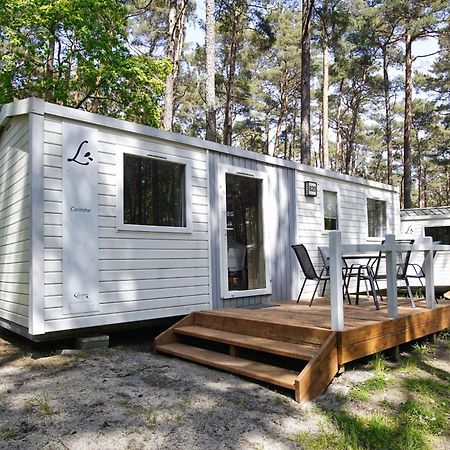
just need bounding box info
[1,0,449,208]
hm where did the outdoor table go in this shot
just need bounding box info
[342,254,382,307]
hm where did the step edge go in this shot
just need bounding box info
[174,325,317,360]
[157,342,298,390]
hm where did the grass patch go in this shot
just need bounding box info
[230,396,247,406]
[349,375,388,401]
[295,430,350,450]
[371,353,387,373]
[402,399,447,436]
[1,427,16,440]
[142,407,157,425]
[297,337,449,449]
[295,409,433,450]
[412,342,434,357]
[274,395,284,406]
[27,394,54,416]
[403,377,449,402]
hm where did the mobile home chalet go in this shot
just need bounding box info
[401,207,450,289]
[0,98,399,340]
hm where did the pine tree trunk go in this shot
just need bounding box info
[205,0,217,142]
[301,0,314,165]
[163,1,186,131]
[45,27,56,102]
[403,28,413,208]
[336,79,344,172]
[383,48,393,185]
[223,18,238,146]
[322,44,329,170]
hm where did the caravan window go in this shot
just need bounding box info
[425,226,450,245]
[367,198,386,238]
[323,190,338,230]
[123,154,186,228]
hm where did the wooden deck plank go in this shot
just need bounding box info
[175,325,318,360]
[157,342,299,390]
[341,304,450,345]
[340,317,449,363]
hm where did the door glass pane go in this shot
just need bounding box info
[226,173,266,291]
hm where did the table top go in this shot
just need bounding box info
[342,254,380,260]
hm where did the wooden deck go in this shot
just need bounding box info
[155,298,450,402]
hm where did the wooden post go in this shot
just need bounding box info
[385,234,398,318]
[423,236,435,309]
[329,231,344,332]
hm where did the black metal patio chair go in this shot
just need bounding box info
[292,244,329,306]
[318,246,353,304]
[405,249,438,301]
[356,239,415,308]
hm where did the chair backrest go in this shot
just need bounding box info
[318,246,330,268]
[419,249,437,273]
[395,239,415,279]
[291,244,319,280]
[371,239,414,278]
[228,243,246,271]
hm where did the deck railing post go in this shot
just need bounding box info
[423,236,435,309]
[329,231,344,332]
[385,234,398,318]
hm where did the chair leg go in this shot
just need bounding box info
[297,278,307,303]
[310,279,321,307]
[356,267,363,305]
[364,279,370,298]
[368,278,380,310]
[404,278,415,308]
[321,278,327,297]
[343,269,352,305]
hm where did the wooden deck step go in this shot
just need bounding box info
[175,325,318,360]
[157,342,298,390]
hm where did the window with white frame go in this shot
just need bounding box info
[323,190,338,230]
[367,198,386,237]
[122,153,188,229]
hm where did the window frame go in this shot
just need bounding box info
[366,197,387,239]
[322,188,339,232]
[116,147,192,233]
[218,164,272,299]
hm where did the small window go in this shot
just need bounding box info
[323,190,338,230]
[367,198,386,237]
[123,154,185,227]
[425,226,450,245]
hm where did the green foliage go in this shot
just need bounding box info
[297,336,450,450]
[0,427,16,440]
[349,374,388,401]
[0,0,170,126]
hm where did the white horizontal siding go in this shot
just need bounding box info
[295,171,400,299]
[42,117,210,332]
[0,115,30,328]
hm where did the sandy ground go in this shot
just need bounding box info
[0,326,449,450]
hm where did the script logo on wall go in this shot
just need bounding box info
[62,123,100,315]
[67,140,94,166]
